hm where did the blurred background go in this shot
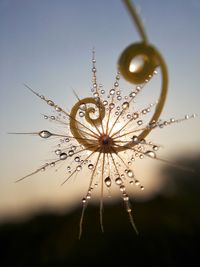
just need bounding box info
[0,0,200,266]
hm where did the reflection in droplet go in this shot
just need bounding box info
[39,130,52,138]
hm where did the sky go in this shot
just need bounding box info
[0,0,200,222]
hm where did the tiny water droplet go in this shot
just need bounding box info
[140,185,144,190]
[82,198,86,203]
[145,150,156,158]
[51,116,55,120]
[60,153,67,160]
[122,101,129,110]
[123,195,129,201]
[137,120,143,126]
[50,162,55,167]
[115,177,122,185]
[117,95,122,101]
[39,130,52,138]
[127,114,131,119]
[55,149,61,155]
[109,103,115,109]
[55,106,62,112]
[103,100,108,106]
[133,113,139,119]
[104,176,111,187]
[88,164,94,170]
[135,180,140,186]
[127,170,134,178]
[79,111,85,117]
[114,82,119,87]
[120,185,125,192]
[153,145,158,151]
[110,88,115,95]
[76,165,82,171]
[68,150,74,156]
[80,103,86,110]
[75,156,80,162]
[132,135,138,143]
[47,100,54,106]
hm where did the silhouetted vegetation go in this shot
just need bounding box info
[0,154,199,267]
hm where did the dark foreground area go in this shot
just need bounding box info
[0,154,199,267]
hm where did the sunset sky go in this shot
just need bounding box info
[0,0,200,222]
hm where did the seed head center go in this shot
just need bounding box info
[99,134,114,152]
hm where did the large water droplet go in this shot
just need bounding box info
[39,130,52,138]
[104,176,111,187]
[47,100,54,106]
[60,153,67,160]
[79,111,85,117]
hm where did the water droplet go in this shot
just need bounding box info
[76,165,82,171]
[123,195,129,201]
[145,150,156,158]
[129,181,134,185]
[115,177,122,185]
[65,137,70,142]
[133,113,139,119]
[50,162,55,167]
[122,101,129,110]
[79,111,85,117]
[60,153,67,160]
[127,170,134,178]
[153,145,158,151]
[132,135,138,143]
[55,149,61,155]
[130,92,136,98]
[55,106,62,112]
[115,111,119,115]
[80,103,86,110]
[185,115,189,120]
[135,180,140,186]
[68,150,74,156]
[67,166,71,170]
[109,103,115,109]
[127,114,131,119]
[137,120,143,126]
[75,156,80,162]
[82,198,86,203]
[139,154,144,159]
[88,164,94,170]
[110,88,115,95]
[47,100,54,106]
[101,90,105,94]
[140,185,144,190]
[120,185,125,192]
[50,116,55,120]
[44,115,48,119]
[104,176,111,187]
[39,130,52,138]
[103,100,108,106]
[86,193,91,199]
[114,82,119,87]
[92,67,96,72]
[117,95,122,101]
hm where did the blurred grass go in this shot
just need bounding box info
[0,154,199,267]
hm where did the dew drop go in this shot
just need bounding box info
[115,177,122,185]
[104,176,111,187]
[82,198,86,203]
[145,150,156,158]
[101,90,105,94]
[120,185,125,192]
[110,88,115,95]
[109,103,115,109]
[117,95,122,101]
[133,113,139,119]
[122,101,129,110]
[114,82,119,87]
[74,156,80,162]
[127,170,134,178]
[130,92,136,98]
[55,106,62,112]
[123,195,129,201]
[47,100,54,106]
[44,115,48,119]
[153,145,158,151]
[39,130,52,138]
[137,120,143,126]
[80,103,86,110]
[50,162,55,167]
[135,180,140,186]
[103,100,108,106]
[76,165,82,171]
[55,149,61,155]
[68,150,74,156]
[60,153,67,160]
[50,116,55,120]
[127,114,131,119]
[79,111,85,117]
[65,137,70,142]
[140,185,144,190]
[88,164,94,170]
[132,135,138,143]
